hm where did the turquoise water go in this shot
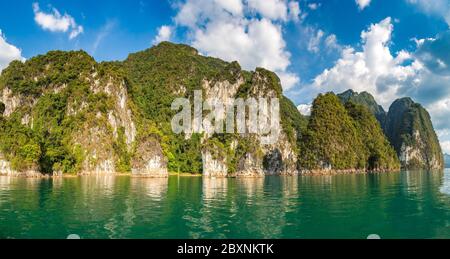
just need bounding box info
[0,170,450,239]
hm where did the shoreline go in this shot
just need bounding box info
[1,168,442,179]
[0,171,203,179]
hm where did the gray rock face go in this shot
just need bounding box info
[385,98,443,170]
[0,152,41,177]
[202,150,228,178]
[0,62,168,176]
[262,133,299,176]
[0,44,299,177]
[201,68,299,177]
[132,138,168,177]
[0,87,22,117]
[338,89,444,171]
[236,153,265,177]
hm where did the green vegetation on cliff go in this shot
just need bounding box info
[299,93,399,171]
[338,89,444,170]
[0,42,442,175]
[385,98,443,169]
[0,51,131,174]
[123,43,236,174]
[338,89,387,127]
[344,102,399,170]
[0,42,303,175]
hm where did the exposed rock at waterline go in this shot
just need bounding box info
[385,98,443,170]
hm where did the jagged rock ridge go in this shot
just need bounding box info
[0,43,442,177]
[338,90,444,170]
[0,42,306,177]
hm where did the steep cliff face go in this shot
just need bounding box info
[202,150,229,177]
[4,42,437,177]
[131,137,168,177]
[201,68,301,177]
[124,42,304,177]
[0,42,304,177]
[385,98,443,170]
[338,89,443,171]
[0,51,168,177]
[299,93,400,172]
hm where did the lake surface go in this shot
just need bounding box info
[1,170,450,239]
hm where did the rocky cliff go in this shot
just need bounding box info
[0,51,167,177]
[338,90,444,170]
[0,42,305,177]
[299,93,400,172]
[385,98,443,170]
[0,43,442,177]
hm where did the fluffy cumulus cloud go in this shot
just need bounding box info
[33,3,84,39]
[298,16,450,150]
[415,31,450,76]
[356,0,372,10]
[442,141,450,154]
[407,0,450,26]
[297,104,312,116]
[437,129,450,154]
[171,0,301,90]
[0,30,24,72]
[247,0,288,21]
[153,25,173,45]
[302,18,418,107]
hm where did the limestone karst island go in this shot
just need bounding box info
[0,43,444,177]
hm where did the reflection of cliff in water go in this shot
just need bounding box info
[195,176,301,238]
[238,177,298,238]
[80,174,116,196]
[202,177,228,200]
[130,177,169,200]
[440,170,450,195]
[402,170,444,197]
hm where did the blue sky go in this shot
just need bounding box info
[1,0,450,153]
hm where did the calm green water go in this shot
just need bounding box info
[1,170,450,239]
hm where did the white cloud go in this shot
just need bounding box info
[356,0,372,10]
[297,104,312,116]
[308,3,321,10]
[325,34,340,50]
[300,17,450,151]
[173,0,300,90]
[303,26,342,55]
[247,0,288,21]
[193,18,290,72]
[441,141,450,154]
[33,3,83,39]
[215,0,244,16]
[153,25,173,45]
[0,30,24,72]
[407,0,450,26]
[288,1,302,22]
[278,72,300,91]
[304,17,421,108]
[437,129,450,154]
[307,29,324,53]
